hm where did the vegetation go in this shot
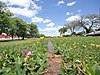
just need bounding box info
[0,38,48,75]
[0,2,39,40]
[59,14,100,36]
[0,1,100,75]
[0,37,100,74]
[51,37,100,75]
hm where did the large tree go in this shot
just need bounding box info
[76,14,100,33]
[13,18,28,40]
[0,2,13,34]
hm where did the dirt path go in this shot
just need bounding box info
[44,42,62,75]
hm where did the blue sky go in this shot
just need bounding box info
[0,0,100,36]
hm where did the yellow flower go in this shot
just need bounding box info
[74,46,77,48]
[91,43,95,47]
[82,45,86,48]
[24,57,28,62]
[40,36,44,40]
[60,34,63,38]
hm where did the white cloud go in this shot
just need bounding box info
[0,0,42,18]
[66,15,80,22]
[78,10,82,13]
[43,19,51,23]
[35,0,40,1]
[5,0,30,8]
[66,12,73,15]
[8,7,37,18]
[0,0,8,3]
[39,26,63,36]
[39,26,63,32]
[66,12,70,15]
[57,0,64,6]
[32,16,44,23]
[67,1,76,6]
[46,22,55,27]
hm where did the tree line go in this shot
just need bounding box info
[59,14,100,36]
[0,2,39,40]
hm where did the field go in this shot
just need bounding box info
[0,37,100,75]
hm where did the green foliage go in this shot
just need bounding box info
[59,26,67,35]
[28,23,39,37]
[0,2,14,33]
[0,2,39,40]
[0,38,48,75]
[51,37,100,75]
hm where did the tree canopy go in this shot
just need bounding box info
[0,1,39,40]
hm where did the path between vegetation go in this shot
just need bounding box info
[44,41,62,75]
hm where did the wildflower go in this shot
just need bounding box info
[40,36,44,40]
[60,34,63,38]
[22,50,32,58]
[74,46,77,48]
[24,57,28,62]
[37,41,39,44]
[82,45,86,48]
[91,43,95,47]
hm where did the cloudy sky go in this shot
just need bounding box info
[0,0,100,36]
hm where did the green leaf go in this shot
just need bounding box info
[90,64,100,75]
[0,67,11,73]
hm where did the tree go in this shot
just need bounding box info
[9,18,17,40]
[66,21,78,35]
[0,2,13,34]
[76,14,100,33]
[59,26,67,35]
[13,18,27,40]
[28,23,38,37]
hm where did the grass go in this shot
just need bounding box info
[0,36,100,75]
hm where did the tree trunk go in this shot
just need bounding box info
[22,36,24,40]
[85,28,90,33]
[11,34,14,40]
[83,26,90,33]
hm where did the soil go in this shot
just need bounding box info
[43,42,62,75]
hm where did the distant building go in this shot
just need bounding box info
[0,33,10,39]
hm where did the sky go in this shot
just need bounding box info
[0,0,100,36]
